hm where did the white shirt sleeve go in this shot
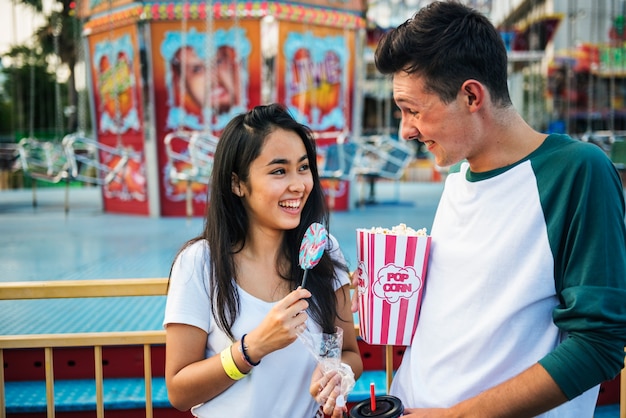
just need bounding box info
[163,240,212,332]
[328,234,350,290]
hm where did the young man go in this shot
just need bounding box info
[364,1,626,417]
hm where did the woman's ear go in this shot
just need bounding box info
[231,173,243,197]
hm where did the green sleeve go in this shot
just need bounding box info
[536,137,626,399]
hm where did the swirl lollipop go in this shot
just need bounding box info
[299,222,328,289]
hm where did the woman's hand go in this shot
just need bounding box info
[243,287,311,363]
[310,365,345,417]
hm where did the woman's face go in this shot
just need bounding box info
[236,128,313,234]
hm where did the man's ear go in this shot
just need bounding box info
[231,173,243,197]
[462,80,483,109]
[465,86,477,106]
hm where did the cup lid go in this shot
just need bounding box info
[348,395,403,418]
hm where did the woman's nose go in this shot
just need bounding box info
[289,178,305,192]
[290,183,304,192]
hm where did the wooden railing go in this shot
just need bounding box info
[0,278,168,418]
[1,279,624,418]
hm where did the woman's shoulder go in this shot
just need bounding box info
[326,234,343,258]
[175,239,210,264]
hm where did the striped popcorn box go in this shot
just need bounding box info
[355,227,431,346]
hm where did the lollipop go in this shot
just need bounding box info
[299,222,328,289]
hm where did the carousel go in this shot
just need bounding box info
[72,0,367,216]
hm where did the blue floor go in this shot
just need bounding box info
[0,182,444,282]
[0,182,443,335]
[0,182,620,416]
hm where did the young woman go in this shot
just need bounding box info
[164,103,362,418]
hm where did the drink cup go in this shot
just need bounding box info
[348,395,404,418]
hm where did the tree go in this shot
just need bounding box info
[2,0,80,138]
[1,44,67,138]
[33,0,81,132]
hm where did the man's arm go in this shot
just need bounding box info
[401,363,567,418]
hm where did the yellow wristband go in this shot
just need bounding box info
[220,345,247,380]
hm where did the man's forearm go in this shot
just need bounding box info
[452,363,568,418]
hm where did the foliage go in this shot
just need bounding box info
[1,47,68,138]
[1,0,80,138]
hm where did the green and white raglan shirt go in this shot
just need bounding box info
[390,134,626,417]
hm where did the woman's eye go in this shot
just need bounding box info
[299,163,310,172]
[271,168,286,175]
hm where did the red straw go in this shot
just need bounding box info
[370,382,376,411]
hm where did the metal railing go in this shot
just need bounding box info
[0,278,168,418]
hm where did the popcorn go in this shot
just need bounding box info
[355,224,431,346]
[369,223,428,236]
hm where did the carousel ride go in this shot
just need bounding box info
[17,0,626,217]
[10,0,424,216]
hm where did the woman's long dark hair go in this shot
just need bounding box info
[170,103,348,339]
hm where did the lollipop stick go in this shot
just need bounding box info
[301,270,309,289]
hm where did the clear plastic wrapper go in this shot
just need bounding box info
[298,326,355,407]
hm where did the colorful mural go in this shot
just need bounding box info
[277,22,355,211]
[150,19,260,215]
[80,1,365,216]
[88,26,149,214]
[284,31,348,130]
[93,34,141,134]
[159,26,251,132]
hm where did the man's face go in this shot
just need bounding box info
[393,72,473,168]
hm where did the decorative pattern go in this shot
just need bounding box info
[84,1,365,32]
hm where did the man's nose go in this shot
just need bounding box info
[400,119,420,142]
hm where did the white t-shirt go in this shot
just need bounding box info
[391,157,600,417]
[164,236,350,418]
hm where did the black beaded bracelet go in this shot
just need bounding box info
[239,333,260,367]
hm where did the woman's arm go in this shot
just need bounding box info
[165,323,247,411]
[165,287,312,411]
